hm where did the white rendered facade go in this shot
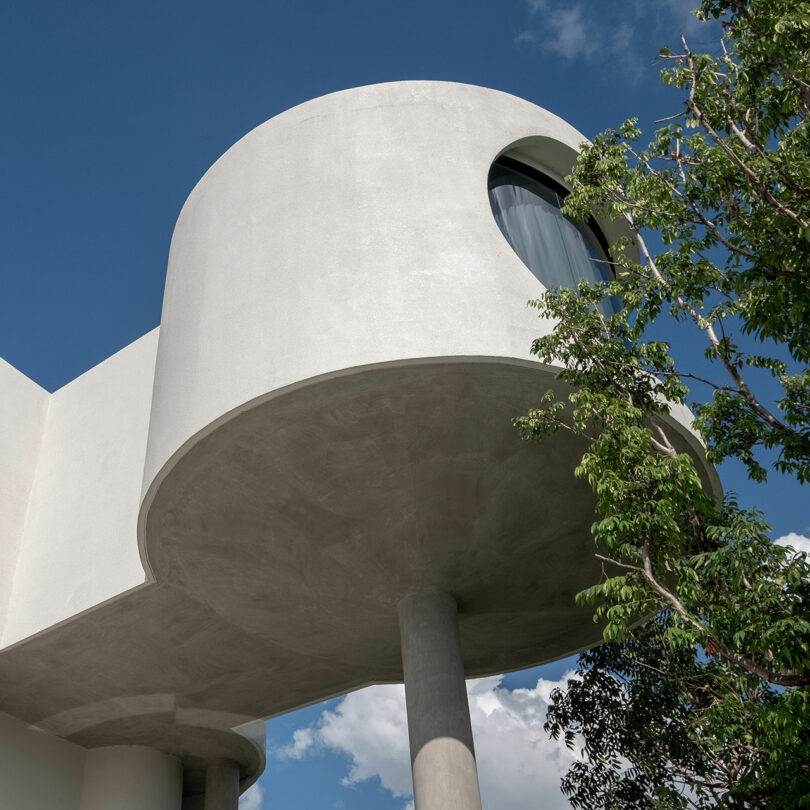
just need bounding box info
[0,82,717,809]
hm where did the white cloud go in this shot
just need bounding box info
[545,7,594,60]
[611,22,634,54]
[470,674,578,810]
[516,0,716,78]
[516,0,604,57]
[517,4,599,60]
[659,0,706,37]
[280,683,412,797]
[774,532,810,556]
[281,726,317,760]
[274,673,579,810]
[239,782,264,810]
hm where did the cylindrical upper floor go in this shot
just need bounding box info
[142,81,619,501]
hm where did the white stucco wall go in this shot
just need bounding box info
[142,81,590,497]
[1,329,159,647]
[0,710,85,810]
[0,360,49,639]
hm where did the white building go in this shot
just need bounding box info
[0,82,715,810]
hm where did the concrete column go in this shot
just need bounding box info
[203,758,240,810]
[79,746,183,810]
[398,589,483,810]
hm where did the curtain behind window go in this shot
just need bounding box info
[488,161,618,316]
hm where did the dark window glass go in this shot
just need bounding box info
[488,156,619,315]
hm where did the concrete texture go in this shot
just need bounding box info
[203,759,240,810]
[0,82,721,806]
[0,582,265,799]
[399,590,482,810]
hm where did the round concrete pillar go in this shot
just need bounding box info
[398,589,483,810]
[204,758,240,810]
[79,745,182,810]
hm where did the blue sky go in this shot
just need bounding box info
[3,2,807,808]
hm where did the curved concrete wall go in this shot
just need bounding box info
[142,81,590,497]
[79,746,183,810]
[0,711,85,810]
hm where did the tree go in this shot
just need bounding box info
[514,0,810,805]
[545,614,810,808]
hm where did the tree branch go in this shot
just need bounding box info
[624,213,796,436]
[682,38,808,229]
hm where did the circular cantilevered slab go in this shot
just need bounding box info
[142,356,717,717]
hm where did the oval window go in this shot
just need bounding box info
[488,156,618,314]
